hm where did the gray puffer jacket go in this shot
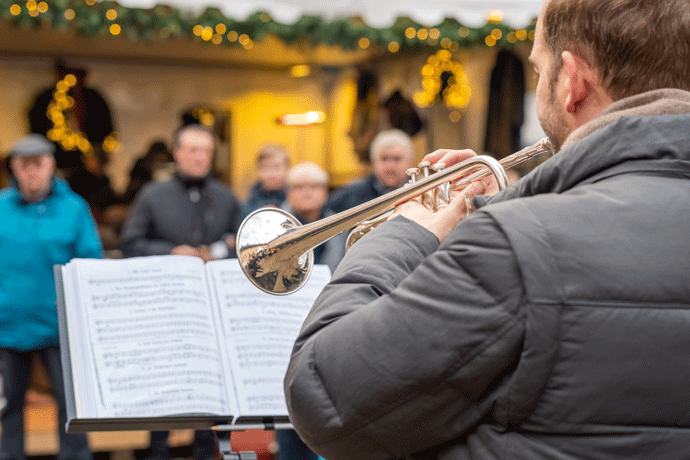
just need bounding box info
[285,90,690,460]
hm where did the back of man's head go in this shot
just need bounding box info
[543,0,690,101]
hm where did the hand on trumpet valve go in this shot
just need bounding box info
[423,148,502,196]
[391,180,486,243]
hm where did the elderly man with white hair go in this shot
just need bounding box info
[327,129,414,213]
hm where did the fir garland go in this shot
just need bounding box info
[1,0,536,53]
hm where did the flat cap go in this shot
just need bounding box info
[11,134,55,158]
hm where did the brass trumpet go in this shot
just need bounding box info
[236,138,553,295]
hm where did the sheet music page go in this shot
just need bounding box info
[205,260,330,419]
[63,256,231,419]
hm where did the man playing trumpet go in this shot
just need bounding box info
[285,0,690,458]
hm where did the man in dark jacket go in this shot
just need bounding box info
[285,1,690,459]
[120,124,241,460]
[327,129,414,213]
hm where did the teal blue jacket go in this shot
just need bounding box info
[0,178,102,351]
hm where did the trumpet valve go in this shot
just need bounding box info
[406,167,422,203]
[432,163,451,209]
[417,161,435,210]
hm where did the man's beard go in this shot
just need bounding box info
[538,74,569,153]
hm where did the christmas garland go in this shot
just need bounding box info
[1,0,536,53]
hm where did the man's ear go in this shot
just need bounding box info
[562,51,594,114]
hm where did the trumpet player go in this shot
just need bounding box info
[285,0,690,459]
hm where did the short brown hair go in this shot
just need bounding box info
[256,143,290,166]
[542,0,690,100]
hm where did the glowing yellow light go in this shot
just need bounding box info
[417,29,428,40]
[491,29,502,40]
[278,111,326,126]
[85,0,95,6]
[290,64,311,78]
[193,25,203,36]
[56,81,69,92]
[10,4,21,15]
[28,8,38,16]
[421,64,434,77]
[215,23,226,34]
[78,138,91,152]
[109,24,121,35]
[429,28,440,40]
[37,2,47,13]
[200,113,215,126]
[26,0,37,11]
[440,37,451,49]
[528,30,535,41]
[201,27,213,41]
[260,12,271,22]
[507,32,517,44]
[485,35,496,46]
[516,29,528,41]
[211,33,222,44]
[243,39,254,50]
[487,10,504,23]
[358,37,370,49]
[449,110,462,123]
[106,9,117,20]
[438,49,452,61]
[238,34,250,45]
[458,27,470,38]
[450,41,460,52]
[227,30,238,41]
[64,8,75,20]
[405,27,416,39]
[388,41,399,53]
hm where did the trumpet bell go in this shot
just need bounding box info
[236,208,314,295]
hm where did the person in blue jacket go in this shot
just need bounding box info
[0,134,102,460]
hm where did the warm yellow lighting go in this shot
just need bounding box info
[449,110,462,123]
[417,29,428,40]
[440,37,451,49]
[290,64,311,78]
[278,111,326,126]
[201,27,213,41]
[85,0,95,5]
[10,4,21,15]
[26,0,37,11]
[405,27,416,39]
[516,29,528,41]
[215,23,226,34]
[106,9,117,20]
[28,8,38,16]
[487,10,504,23]
[64,8,75,19]
[429,28,440,40]
[529,30,535,41]
[507,32,517,43]
[37,2,47,13]
[485,35,497,46]
[458,27,470,38]
[243,39,254,50]
[56,81,69,92]
[358,37,370,49]
[238,34,250,45]
[450,41,460,52]
[415,49,472,111]
[193,25,203,36]
[388,41,399,53]
[211,33,222,45]
[227,30,238,41]
[438,49,451,61]
[109,24,121,35]
[491,29,502,40]
[260,12,271,22]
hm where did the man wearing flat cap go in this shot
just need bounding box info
[0,134,102,460]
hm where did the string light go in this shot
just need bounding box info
[414,49,471,110]
[46,75,120,156]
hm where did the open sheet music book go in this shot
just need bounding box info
[55,255,330,432]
